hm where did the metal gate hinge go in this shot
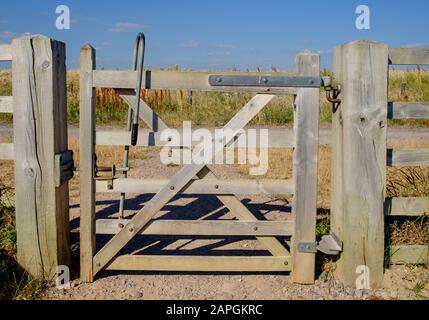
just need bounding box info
[322,76,342,112]
[209,75,323,88]
[54,150,74,187]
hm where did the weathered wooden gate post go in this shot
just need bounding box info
[12,35,70,278]
[79,44,96,282]
[331,40,389,288]
[292,51,320,284]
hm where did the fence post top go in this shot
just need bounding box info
[296,50,319,56]
[81,44,95,51]
[12,34,65,50]
[339,39,388,48]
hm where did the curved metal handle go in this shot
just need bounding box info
[131,33,146,146]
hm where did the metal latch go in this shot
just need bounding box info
[297,233,343,256]
[322,76,342,111]
[54,150,74,187]
[93,155,129,190]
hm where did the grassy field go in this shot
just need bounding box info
[1,69,429,127]
[0,68,428,299]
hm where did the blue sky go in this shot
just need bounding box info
[1,0,428,70]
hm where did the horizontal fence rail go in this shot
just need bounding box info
[96,129,297,148]
[105,256,292,272]
[390,245,429,266]
[96,178,294,195]
[0,44,12,61]
[389,48,429,65]
[95,219,295,236]
[388,102,429,119]
[385,197,429,216]
[92,70,299,94]
[387,148,429,167]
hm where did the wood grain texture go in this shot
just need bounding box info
[93,70,298,94]
[95,128,296,148]
[96,219,294,236]
[79,44,96,282]
[387,102,429,119]
[105,256,292,272]
[385,197,429,216]
[331,41,388,288]
[387,148,429,167]
[12,35,69,278]
[291,51,320,284]
[389,48,429,65]
[390,245,428,266]
[96,178,294,195]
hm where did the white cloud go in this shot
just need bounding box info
[108,22,149,33]
[216,44,237,49]
[179,40,200,49]
[207,51,231,56]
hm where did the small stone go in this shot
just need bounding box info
[133,292,143,299]
[345,287,355,296]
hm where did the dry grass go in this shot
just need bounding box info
[388,216,429,246]
[1,69,429,127]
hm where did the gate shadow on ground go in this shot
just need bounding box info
[69,194,293,279]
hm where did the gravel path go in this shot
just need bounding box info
[42,147,429,301]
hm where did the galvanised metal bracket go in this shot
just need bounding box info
[209,75,324,88]
[298,242,318,253]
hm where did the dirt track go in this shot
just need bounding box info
[42,146,429,301]
[1,124,428,300]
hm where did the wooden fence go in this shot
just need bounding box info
[1,35,427,289]
[331,41,429,288]
[80,45,321,284]
[0,35,71,279]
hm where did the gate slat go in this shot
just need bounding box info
[96,219,294,236]
[92,94,275,275]
[105,256,292,272]
[96,178,294,195]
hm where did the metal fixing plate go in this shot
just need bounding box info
[297,242,318,253]
[209,75,323,88]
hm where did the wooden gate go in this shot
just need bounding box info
[79,44,321,284]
